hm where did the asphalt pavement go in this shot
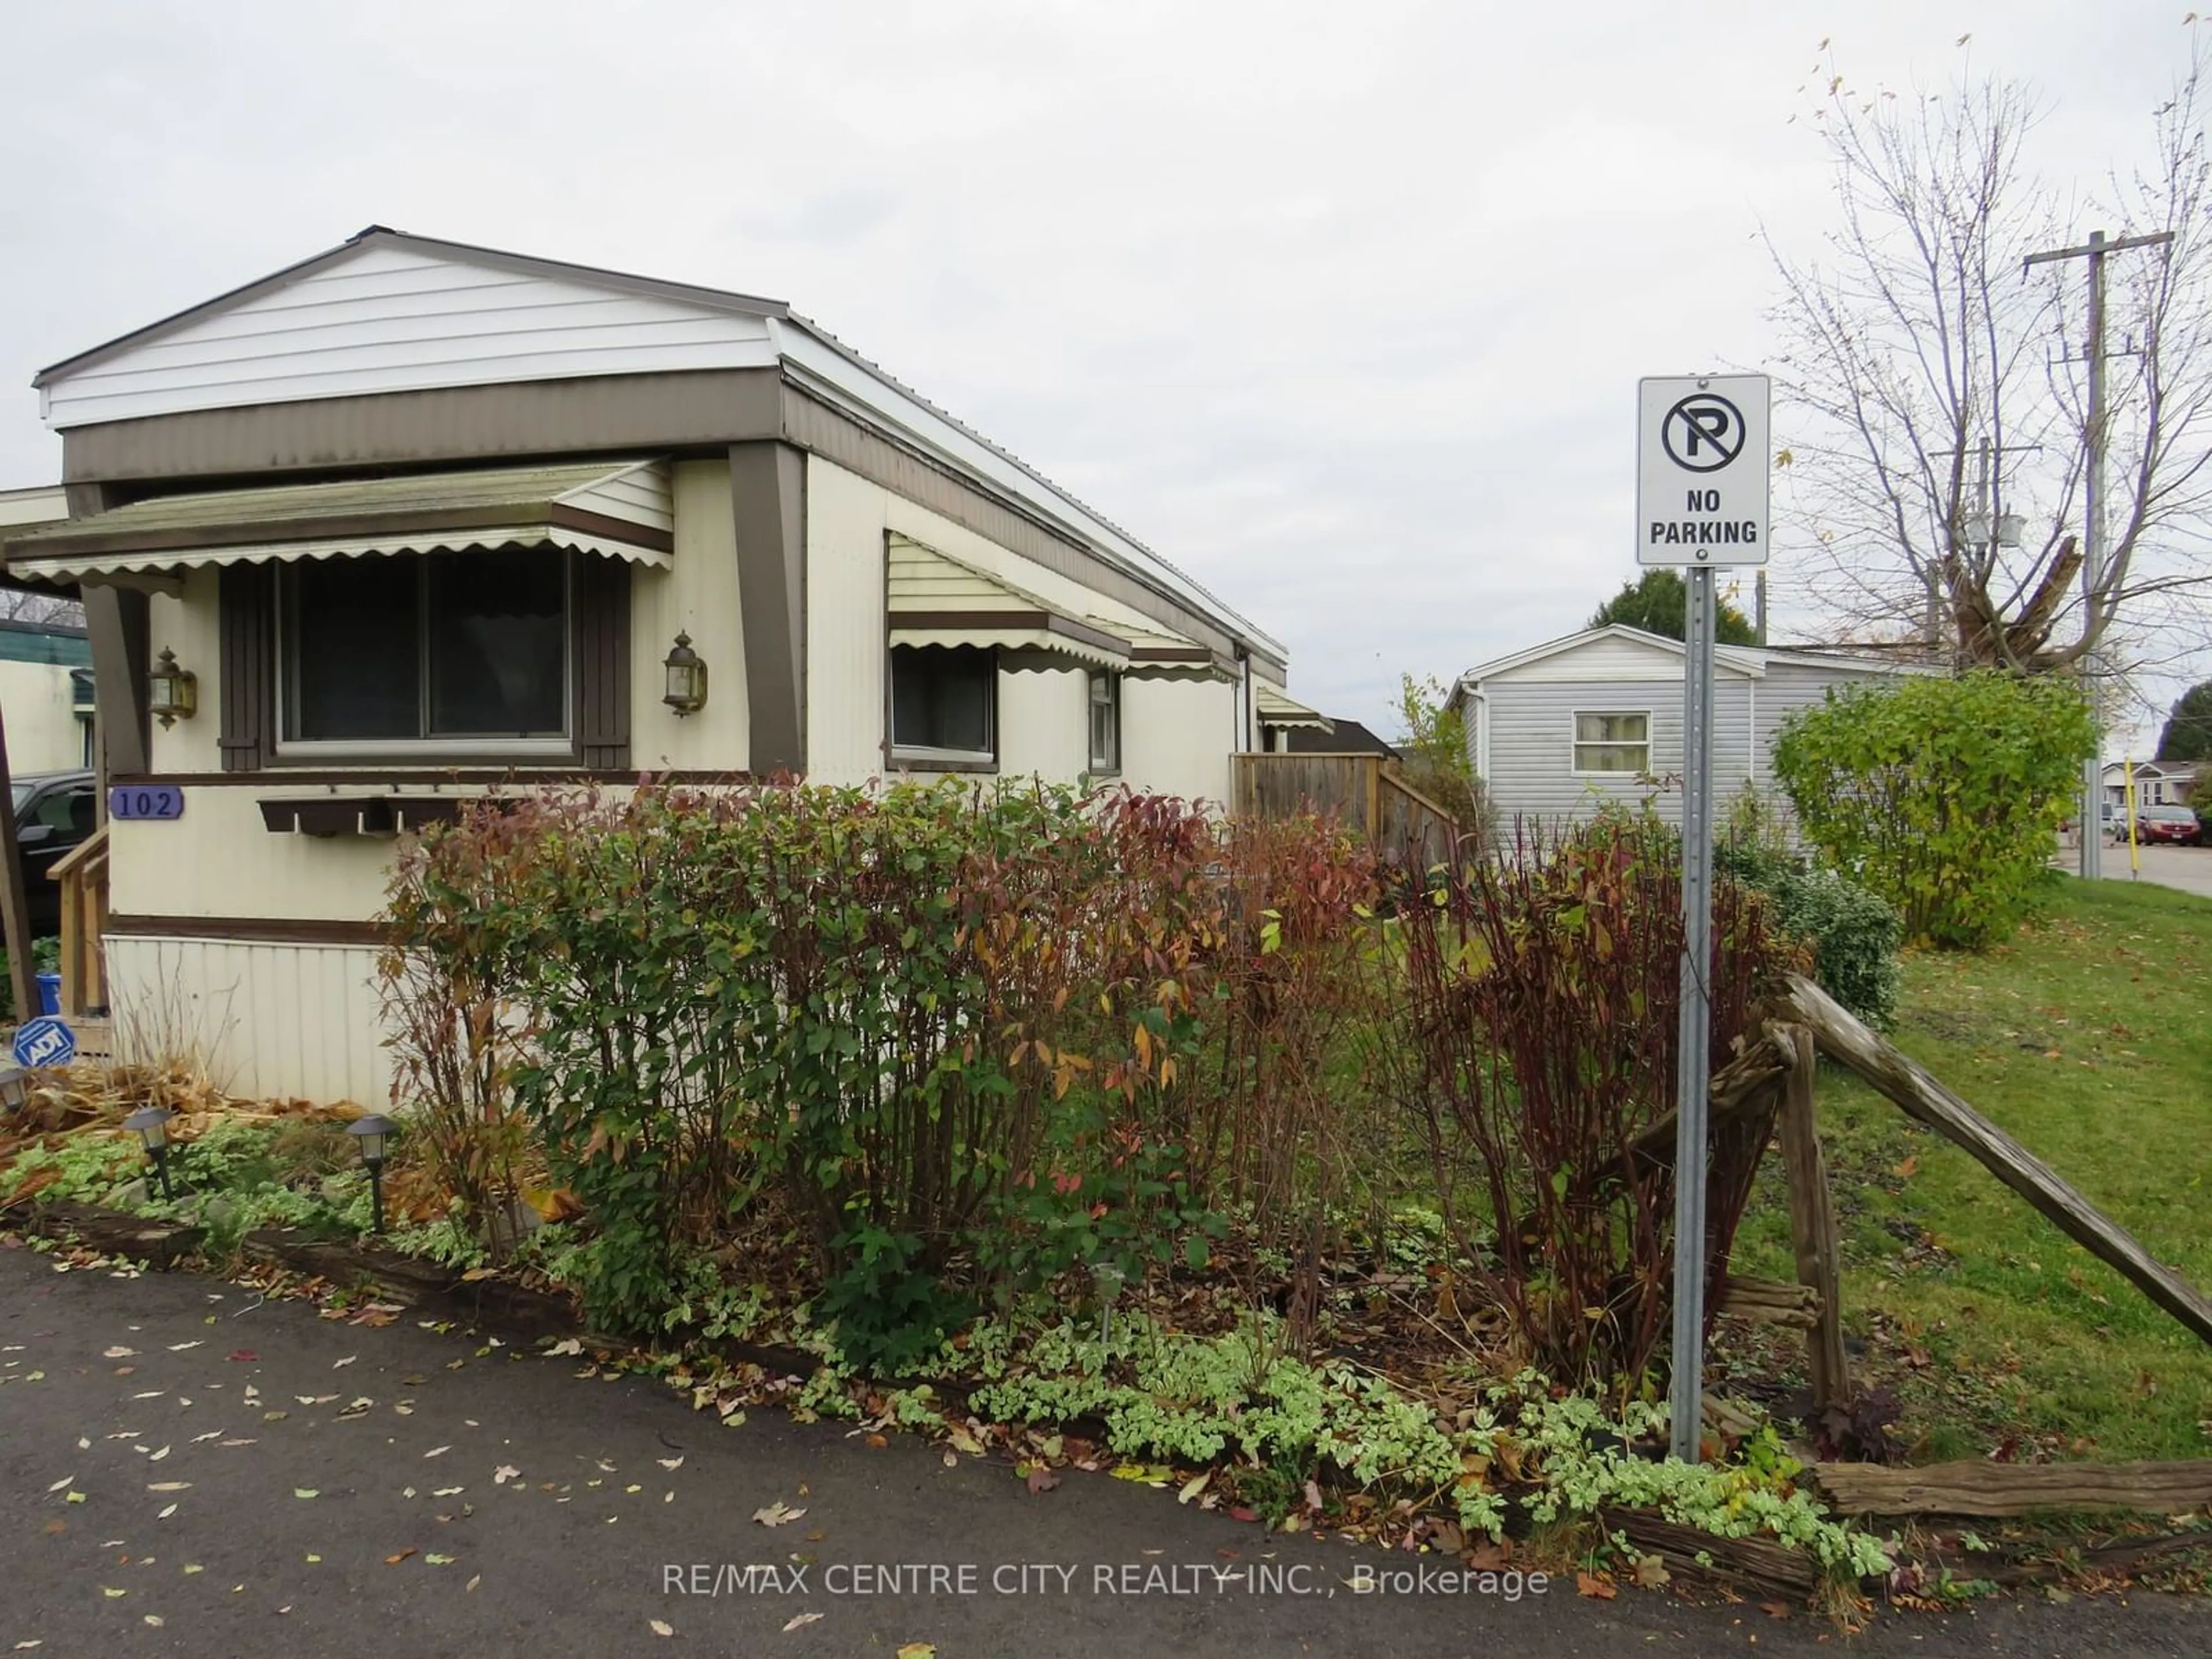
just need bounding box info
[3,1238,2206,1658]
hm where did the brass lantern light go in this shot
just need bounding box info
[148,648,198,728]
[661,631,707,715]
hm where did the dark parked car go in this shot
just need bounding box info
[2131,804,2203,846]
[11,769,97,936]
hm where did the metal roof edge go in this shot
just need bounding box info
[771,314,1287,664]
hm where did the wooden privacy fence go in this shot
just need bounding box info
[1232,752,1461,868]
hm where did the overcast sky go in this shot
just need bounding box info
[0,2,2199,750]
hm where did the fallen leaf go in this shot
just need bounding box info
[146,1483,189,1493]
[657,1456,683,1471]
[494,1466,520,1485]
[385,1550,417,1566]
[101,1588,127,1600]
[158,1505,177,1520]
[1026,1465,1061,1497]
[293,1488,319,1500]
[1632,1554,1671,1590]
[166,1341,201,1352]
[649,1620,673,1638]
[783,1611,824,1631]
[1575,1570,1617,1600]
[141,1616,162,1628]
[1760,1600,1793,1618]
[423,1447,450,1459]
[425,1553,456,1566]
[465,1575,480,1592]
[1177,1472,1209,1505]
[896,1645,937,1659]
[752,1501,806,1527]
[46,1476,72,1493]
[333,1356,357,1369]
[228,1350,258,1363]
[103,1347,137,1359]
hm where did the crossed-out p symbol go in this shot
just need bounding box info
[1662,395,1745,473]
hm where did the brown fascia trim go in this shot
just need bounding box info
[784,385,1287,677]
[890,609,1131,660]
[57,369,786,486]
[107,912,391,947]
[52,365,1288,676]
[8,501,673,564]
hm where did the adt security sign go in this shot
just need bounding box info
[1637,374,1771,566]
[13,1016,75,1069]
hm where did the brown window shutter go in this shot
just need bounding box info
[574,554,632,770]
[218,563,276,772]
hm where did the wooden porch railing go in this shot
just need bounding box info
[1231,752,1463,869]
[51,821,109,1017]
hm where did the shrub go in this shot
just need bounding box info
[1717,840,1903,1031]
[1771,671,2097,949]
[1380,810,1791,1392]
[382,782,1387,1343]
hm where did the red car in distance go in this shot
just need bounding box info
[2128,804,2204,846]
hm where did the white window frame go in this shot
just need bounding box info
[888,645,998,768]
[1570,708,1652,777]
[274,550,575,760]
[1086,669,1121,775]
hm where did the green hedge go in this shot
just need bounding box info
[1719,842,1903,1029]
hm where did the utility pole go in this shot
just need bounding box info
[2024,228,2173,881]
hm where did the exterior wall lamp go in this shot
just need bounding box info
[148,648,199,728]
[662,631,708,715]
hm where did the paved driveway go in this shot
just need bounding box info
[2058,840,2212,899]
[5,1241,2209,1657]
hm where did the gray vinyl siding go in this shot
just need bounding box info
[1473,658,1897,831]
[1481,678,1755,829]
[1750,661,1868,795]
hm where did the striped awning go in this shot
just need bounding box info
[1255,681,1332,732]
[1,459,675,581]
[888,534,1131,672]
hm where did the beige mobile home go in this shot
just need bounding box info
[1,227,1302,1104]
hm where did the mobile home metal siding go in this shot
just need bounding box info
[42,242,778,430]
[1479,677,1756,827]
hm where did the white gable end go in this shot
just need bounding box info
[40,242,778,429]
[1487,631,1754,684]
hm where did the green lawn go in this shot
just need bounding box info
[1732,876,2212,1463]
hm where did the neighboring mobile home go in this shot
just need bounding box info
[1448,624,1908,829]
[0,226,1298,1103]
[2102,760,2198,812]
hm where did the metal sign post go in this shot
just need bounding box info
[1635,373,1770,1463]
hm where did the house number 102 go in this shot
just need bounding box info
[108,785,186,821]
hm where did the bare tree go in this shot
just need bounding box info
[0,587,85,628]
[1766,28,2212,686]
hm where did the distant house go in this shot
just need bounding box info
[1283,717,1399,759]
[1447,624,1911,828]
[2103,760,2198,811]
